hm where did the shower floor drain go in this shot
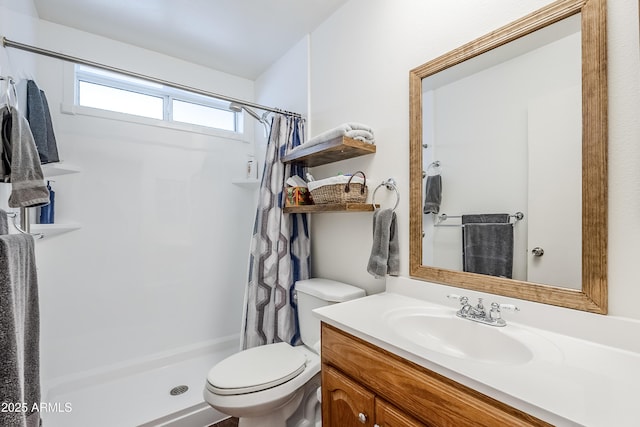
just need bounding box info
[170,385,189,396]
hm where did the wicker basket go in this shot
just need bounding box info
[308,171,368,204]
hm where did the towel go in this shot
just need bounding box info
[26,80,60,164]
[0,234,41,427]
[287,122,375,155]
[462,216,513,278]
[367,208,399,278]
[0,106,50,208]
[0,209,8,235]
[423,174,442,214]
[461,214,510,225]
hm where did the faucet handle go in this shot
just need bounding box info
[496,303,520,312]
[489,302,520,320]
[447,294,469,305]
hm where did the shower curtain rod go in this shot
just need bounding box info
[1,36,302,119]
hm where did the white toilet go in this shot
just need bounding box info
[203,278,365,427]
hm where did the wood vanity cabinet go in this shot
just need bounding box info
[321,323,553,427]
[324,365,424,427]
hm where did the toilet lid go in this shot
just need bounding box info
[207,342,307,395]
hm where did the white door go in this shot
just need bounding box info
[527,86,582,289]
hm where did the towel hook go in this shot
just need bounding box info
[372,178,400,211]
[427,160,441,172]
[0,75,18,108]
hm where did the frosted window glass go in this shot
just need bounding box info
[78,81,164,120]
[172,100,236,131]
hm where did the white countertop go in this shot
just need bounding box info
[313,287,640,427]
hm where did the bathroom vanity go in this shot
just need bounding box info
[321,323,549,426]
[314,280,640,427]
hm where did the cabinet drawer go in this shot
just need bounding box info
[321,323,552,427]
[376,398,427,427]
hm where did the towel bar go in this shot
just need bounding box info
[434,211,524,227]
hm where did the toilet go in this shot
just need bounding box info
[203,278,365,427]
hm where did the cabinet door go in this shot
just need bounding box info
[323,365,375,427]
[375,398,428,427]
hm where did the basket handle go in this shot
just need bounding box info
[344,171,366,194]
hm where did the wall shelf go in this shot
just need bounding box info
[41,161,81,177]
[281,135,377,214]
[39,161,82,238]
[232,179,260,189]
[281,136,376,167]
[284,203,378,213]
[30,222,82,239]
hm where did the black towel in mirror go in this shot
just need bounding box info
[462,214,513,278]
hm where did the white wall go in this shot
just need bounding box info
[3,16,258,386]
[255,35,310,167]
[304,0,640,318]
[0,0,38,84]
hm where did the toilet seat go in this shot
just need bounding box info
[207,342,307,395]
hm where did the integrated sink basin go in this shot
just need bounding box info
[383,306,536,364]
[313,291,640,426]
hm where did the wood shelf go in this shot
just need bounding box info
[284,203,378,213]
[281,136,376,167]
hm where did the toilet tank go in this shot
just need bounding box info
[295,278,365,349]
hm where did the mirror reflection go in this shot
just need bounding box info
[421,16,582,290]
[409,0,607,314]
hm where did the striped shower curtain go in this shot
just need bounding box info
[241,114,310,350]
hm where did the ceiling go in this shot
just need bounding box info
[33,0,348,80]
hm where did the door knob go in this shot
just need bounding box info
[358,412,368,423]
[531,247,544,257]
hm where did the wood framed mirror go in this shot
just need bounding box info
[409,0,607,313]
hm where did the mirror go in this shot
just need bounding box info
[409,0,607,314]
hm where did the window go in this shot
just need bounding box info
[75,65,239,132]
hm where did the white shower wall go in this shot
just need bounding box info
[27,20,258,388]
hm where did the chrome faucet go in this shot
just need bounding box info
[447,295,519,327]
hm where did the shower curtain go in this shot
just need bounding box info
[241,114,310,350]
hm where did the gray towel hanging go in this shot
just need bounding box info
[0,234,41,427]
[461,214,513,278]
[367,208,399,278]
[423,174,442,214]
[26,80,60,164]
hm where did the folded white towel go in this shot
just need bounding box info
[307,175,365,192]
[286,175,308,188]
[287,122,375,155]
